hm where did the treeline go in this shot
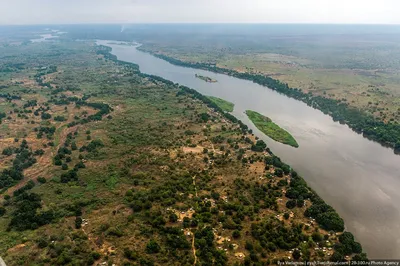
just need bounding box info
[0,93,21,101]
[147,51,400,154]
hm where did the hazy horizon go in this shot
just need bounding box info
[0,0,398,25]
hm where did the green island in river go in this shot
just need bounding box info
[195,73,217,83]
[207,96,234,112]
[246,110,299,148]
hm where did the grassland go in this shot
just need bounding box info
[207,96,234,112]
[0,28,367,265]
[246,110,299,148]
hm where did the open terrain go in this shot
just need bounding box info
[0,28,367,265]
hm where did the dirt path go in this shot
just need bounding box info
[3,124,77,196]
[192,175,198,197]
[192,232,197,266]
[191,175,198,265]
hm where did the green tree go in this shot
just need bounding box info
[146,239,160,254]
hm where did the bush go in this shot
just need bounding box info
[286,199,296,209]
[2,147,14,156]
[41,113,51,120]
[0,207,6,216]
[232,230,241,239]
[75,217,82,229]
[37,176,46,184]
[146,239,161,254]
[54,116,66,122]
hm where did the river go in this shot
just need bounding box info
[97,40,400,259]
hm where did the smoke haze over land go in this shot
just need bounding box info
[0,0,398,25]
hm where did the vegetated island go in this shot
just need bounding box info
[246,110,299,148]
[195,74,217,83]
[207,96,234,112]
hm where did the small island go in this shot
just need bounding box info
[246,110,299,148]
[195,74,217,83]
[207,96,234,112]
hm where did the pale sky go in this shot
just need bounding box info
[0,0,398,25]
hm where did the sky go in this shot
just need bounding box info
[0,0,398,25]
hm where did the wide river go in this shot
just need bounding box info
[98,40,400,259]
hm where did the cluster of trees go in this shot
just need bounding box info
[251,219,305,253]
[151,52,400,154]
[81,139,104,153]
[8,192,54,231]
[41,112,52,120]
[330,232,366,261]
[23,99,38,109]
[54,115,66,122]
[13,180,35,197]
[251,140,267,152]
[34,126,56,139]
[0,93,21,101]
[195,226,227,266]
[304,201,344,232]
[0,140,36,189]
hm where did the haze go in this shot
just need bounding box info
[0,0,398,25]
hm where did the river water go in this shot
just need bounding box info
[97,40,400,259]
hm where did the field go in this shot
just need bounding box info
[207,96,234,112]
[246,110,299,148]
[0,27,367,265]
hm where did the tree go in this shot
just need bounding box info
[312,232,323,242]
[274,168,284,177]
[75,217,82,229]
[37,176,46,184]
[232,230,241,239]
[146,239,160,254]
[292,249,301,260]
[286,199,296,209]
[169,213,178,223]
[0,207,6,216]
[2,147,13,156]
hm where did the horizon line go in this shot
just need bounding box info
[1,22,400,26]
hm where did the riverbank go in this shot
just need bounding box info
[138,47,400,155]
[246,110,299,148]
[207,96,234,112]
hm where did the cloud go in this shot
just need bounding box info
[0,0,398,25]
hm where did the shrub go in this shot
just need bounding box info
[146,239,161,254]
[37,176,46,184]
